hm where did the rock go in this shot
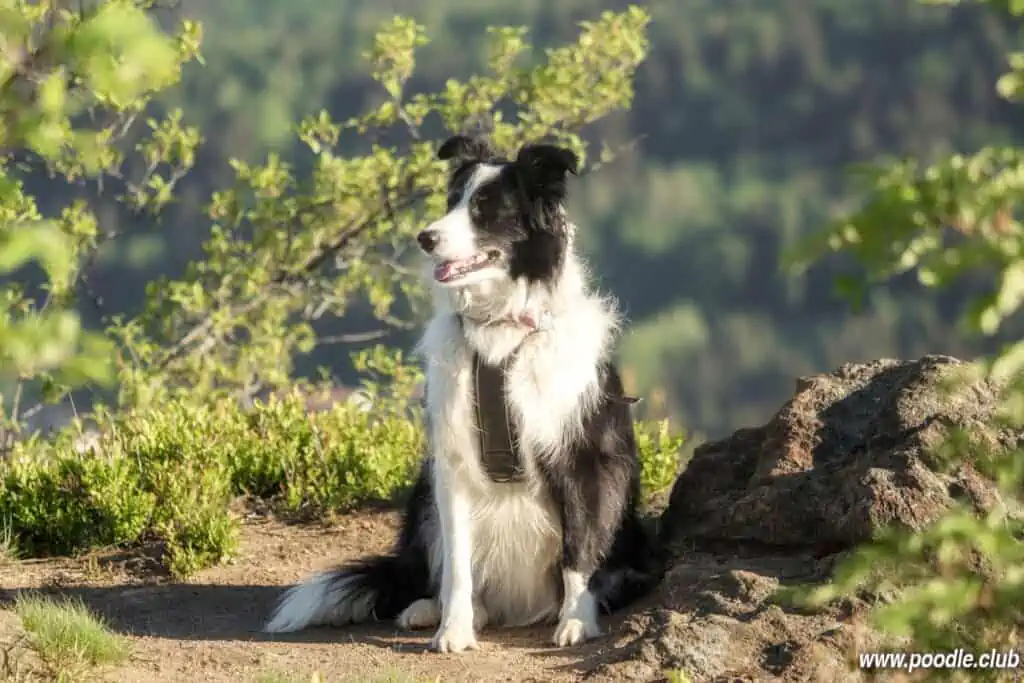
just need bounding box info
[661,355,1011,549]
[594,549,885,682]
[596,356,1013,682]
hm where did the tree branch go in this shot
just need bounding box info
[153,187,427,372]
[317,329,390,345]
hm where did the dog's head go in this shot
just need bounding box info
[417,134,578,289]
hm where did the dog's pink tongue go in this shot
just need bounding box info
[434,262,455,282]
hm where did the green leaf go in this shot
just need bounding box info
[0,222,74,290]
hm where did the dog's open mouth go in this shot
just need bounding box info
[434,251,500,283]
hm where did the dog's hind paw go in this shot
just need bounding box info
[430,618,479,653]
[552,616,602,647]
[397,599,441,630]
[472,601,488,631]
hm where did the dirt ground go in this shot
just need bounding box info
[0,510,659,683]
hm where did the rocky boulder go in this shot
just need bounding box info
[662,354,1010,550]
[599,356,1014,682]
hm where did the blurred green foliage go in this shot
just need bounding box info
[62,0,1019,440]
[0,0,198,428]
[787,0,1024,676]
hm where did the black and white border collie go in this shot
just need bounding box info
[264,135,662,652]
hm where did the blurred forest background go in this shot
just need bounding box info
[30,0,1024,442]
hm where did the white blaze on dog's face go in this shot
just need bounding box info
[417,163,506,288]
[416,135,579,290]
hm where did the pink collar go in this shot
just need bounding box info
[503,312,541,330]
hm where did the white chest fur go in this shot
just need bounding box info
[420,297,614,480]
[417,298,617,627]
[420,316,562,625]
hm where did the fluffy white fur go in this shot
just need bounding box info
[264,572,374,633]
[417,165,620,652]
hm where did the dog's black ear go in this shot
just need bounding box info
[515,144,578,209]
[515,143,579,179]
[437,134,495,163]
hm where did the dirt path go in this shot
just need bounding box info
[0,511,645,683]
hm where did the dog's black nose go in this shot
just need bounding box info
[417,230,439,253]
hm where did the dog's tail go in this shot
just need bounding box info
[263,552,430,633]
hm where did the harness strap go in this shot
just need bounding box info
[457,312,640,484]
[472,352,526,483]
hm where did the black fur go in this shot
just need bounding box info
[537,361,665,613]
[319,470,435,621]
[436,133,497,164]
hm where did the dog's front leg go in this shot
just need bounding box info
[552,508,604,647]
[549,460,625,647]
[430,461,478,653]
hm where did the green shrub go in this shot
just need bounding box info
[0,387,423,577]
[0,382,681,576]
[147,454,239,578]
[0,449,154,557]
[636,418,686,504]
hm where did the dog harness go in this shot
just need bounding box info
[459,311,640,484]
[472,352,526,483]
[454,310,541,484]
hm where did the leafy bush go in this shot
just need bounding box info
[635,418,686,504]
[105,7,651,412]
[0,0,199,424]
[0,364,681,576]
[0,376,423,576]
[0,451,155,558]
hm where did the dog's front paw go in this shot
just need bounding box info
[430,618,479,653]
[552,615,601,647]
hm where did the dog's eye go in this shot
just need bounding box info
[470,185,499,219]
[447,189,462,209]
[469,194,486,221]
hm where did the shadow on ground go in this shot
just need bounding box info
[2,583,288,641]
[0,581,608,659]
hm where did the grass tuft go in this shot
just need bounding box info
[13,593,129,680]
[0,517,15,565]
[636,418,687,504]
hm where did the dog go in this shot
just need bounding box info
[264,134,663,653]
